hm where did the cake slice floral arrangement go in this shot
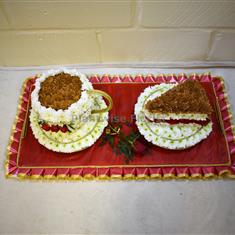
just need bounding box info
[135,79,213,150]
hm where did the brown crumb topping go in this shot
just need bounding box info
[39,72,82,110]
[145,79,213,115]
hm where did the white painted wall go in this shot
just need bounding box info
[0,1,235,66]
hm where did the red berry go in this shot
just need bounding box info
[51,125,59,132]
[60,125,68,133]
[41,123,50,131]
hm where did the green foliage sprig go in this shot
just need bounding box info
[100,117,148,163]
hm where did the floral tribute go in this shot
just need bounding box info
[5,73,235,180]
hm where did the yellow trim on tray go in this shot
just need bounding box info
[123,174,136,180]
[191,174,203,179]
[97,174,110,180]
[136,174,150,180]
[204,173,217,179]
[5,73,235,181]
[177,173,189,179]
[5,170,235,181]
[162,173,175,179]
[149,174,162,179]
[70,175,83,181]
[110,174,123,180]
[31,174,43,180]
[84,174,96,180]
[57,174,68,180]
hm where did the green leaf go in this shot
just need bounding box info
[108,136,114,147]
[99,135,108,146]
[99,116,142,164]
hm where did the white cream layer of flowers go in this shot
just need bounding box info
[31,68,94,124]
[135,84,212,150]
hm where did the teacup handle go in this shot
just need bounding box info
[87,89,113,114]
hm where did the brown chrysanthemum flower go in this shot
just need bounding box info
[39,72,82,110]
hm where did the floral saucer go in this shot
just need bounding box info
[30,96,108,153]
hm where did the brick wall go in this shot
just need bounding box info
[0,1,235,66]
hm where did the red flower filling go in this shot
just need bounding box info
[40,123,69,133]
[41,123,50,131]
[50,125,60,132]
[60,125,68,133]
[145,116,211,126]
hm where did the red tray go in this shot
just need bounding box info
[5,73,235,180]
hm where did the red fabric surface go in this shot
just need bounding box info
[17,81,230,168]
